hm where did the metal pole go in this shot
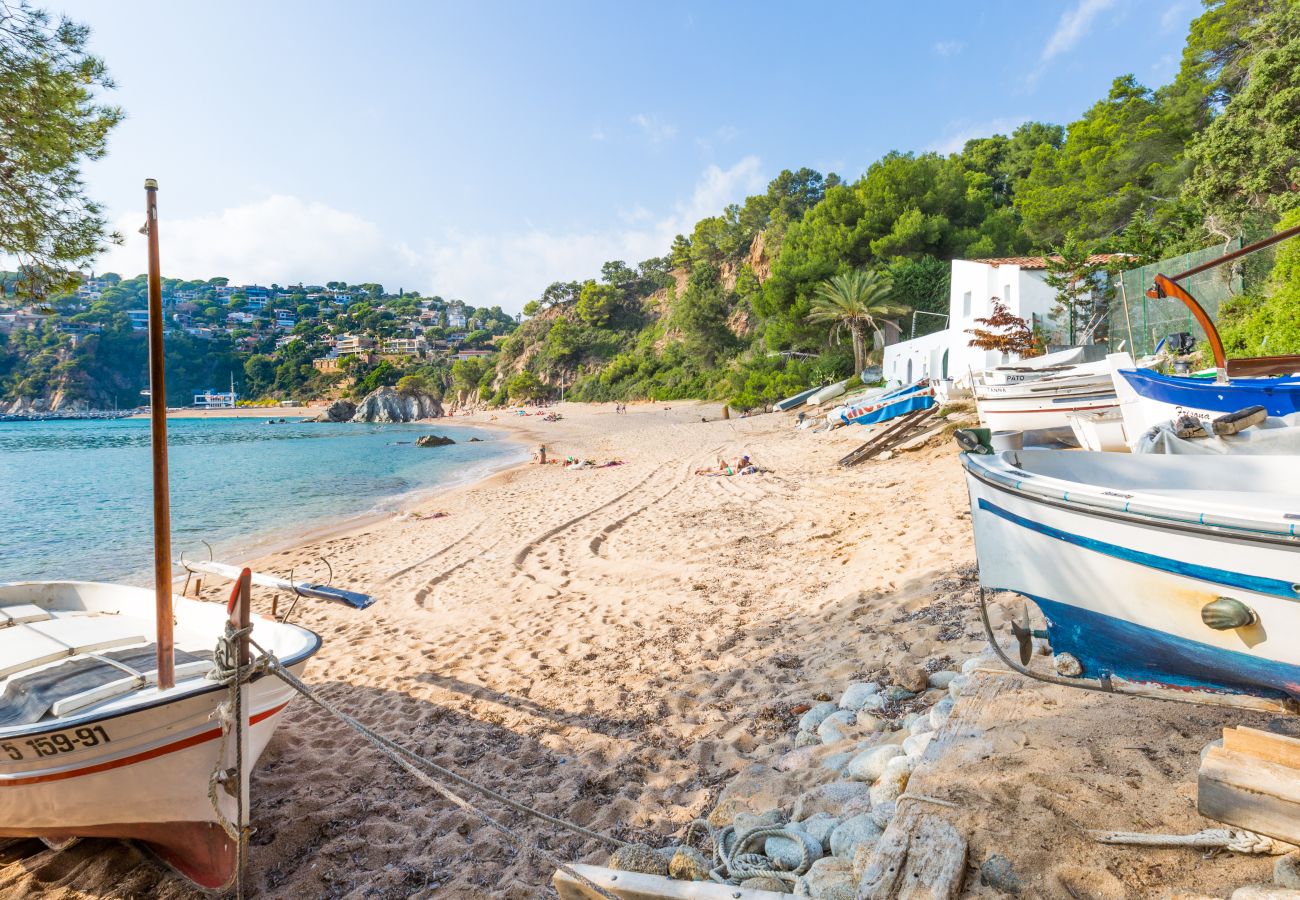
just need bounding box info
[145,179,175,690]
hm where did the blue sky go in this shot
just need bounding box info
[61,0,1201,311]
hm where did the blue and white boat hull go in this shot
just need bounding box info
[838,383,934,426]
[962,450,1300,707]
[1108,352,1300,440]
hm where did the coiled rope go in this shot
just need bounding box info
[684,818,814,885]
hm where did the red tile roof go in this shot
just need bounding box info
[970,254,1129,269]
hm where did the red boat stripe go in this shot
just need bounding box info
[0,703,289,787]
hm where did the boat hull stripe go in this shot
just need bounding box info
[977,498,1299,601]
[0,702,289,787]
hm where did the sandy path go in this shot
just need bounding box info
[0,401,1280,898]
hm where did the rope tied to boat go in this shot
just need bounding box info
[207,619,262,900]
[246,638,625,900]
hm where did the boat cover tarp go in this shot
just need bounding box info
[845,382,935,425]
[1135,414,1300,455]
[0,645,212,727]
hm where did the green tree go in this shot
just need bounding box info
[575,280,618,326]
[396,373,435,396]
[1016,76,1191,246]
[506,370,547,402]
[1043,238,1110,344]
[1184,2,1300,229]
[807,270,908,377]
[0,2,122,296]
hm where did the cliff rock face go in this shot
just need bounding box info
[351,387,443,422]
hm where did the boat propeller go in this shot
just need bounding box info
[1009,601,1049,665]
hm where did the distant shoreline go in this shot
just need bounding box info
[126,405,326,419]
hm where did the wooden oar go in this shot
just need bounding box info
[182,559,376,609]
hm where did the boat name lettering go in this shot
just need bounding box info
[1101,491,1134,499]
[4,726,111,760]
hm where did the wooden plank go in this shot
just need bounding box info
[553,864,788,900]
[1222,726,1300,770]
[1198,745,1300,845]
[896,816,967,900]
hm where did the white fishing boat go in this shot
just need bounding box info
[0,181,348,892]
[962,448,1300,710]
[0,581,319,889]
[974,367,1118,432]
[805,379,849,407]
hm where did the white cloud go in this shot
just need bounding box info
[932,39,964,57]
[88,158,768,313]
[1041,0,1120,63]
[1160,0,1197,33]
[925,116,1030,155]
[630,113,677,144]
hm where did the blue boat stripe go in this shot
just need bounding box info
[977,498,1300,602]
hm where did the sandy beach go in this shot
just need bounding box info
[0,401,1284,898]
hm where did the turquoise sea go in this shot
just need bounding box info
[0,417,526,584]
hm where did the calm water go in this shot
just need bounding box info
[0,417,526,584]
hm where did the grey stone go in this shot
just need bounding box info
[734,809,784,834]
[775,745,821,772]
[317,398,356,422]
[822,750,855,774]
[948,674,971,698]
[962,654,993,674]
[415,433,455,447]
[829,812,884,858]
[908,715,933,736]
[1232,887,1300,899]
[927,670,960,690]
[799,701,839,733]
[792,781,872,821]
[882,685,916,702]
[856,693,885,712]
[903,731,934,756]
[817,709,856,744]
[668,846,711,881]
[838,681,881,711]
[869,776,903,805]
[765,827,824,872]
[930,697,955,730]
[796,812,841,853]
[881,754,918,784]
[869,801,897,829]
[794,856,855,899]
[795,729,819,748]
[741,876,792,893]
[1277,852,1300,890]
[980,853,1022,894]
[845,744,904,783]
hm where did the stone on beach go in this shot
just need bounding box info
[948,673,971,698]
[799,701,840,733]
[902,731,934,756]
[733,809,785,835]
[869,800,897,829]
[795,856,855,899]
[962,653,993,674]
[793,781,872,821]
[908,715,933,736]
[927,669,960,689]
[838,681,881,711]
[856,711,887,732]
[795,729,819,748]
[607,843,669,875]
[1231,887,1300,899]
[930,696,955,730]
[980,853,1023,894]
[846,745,904,782]
[668,846,711,881]
[817,709,856,744]
[895,664,930,693]
[741,875,792,892]
[315,398,356,422]
[829,812,884,858]
[1276,851,1300,889]
[796,812,842,852]
[765,827,824,871]
[882,685,916,702]
[350,385,443,422]
[707,765,799,826]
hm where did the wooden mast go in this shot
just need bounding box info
[144,179,175,690]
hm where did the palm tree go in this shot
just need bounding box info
[808,269,909,377]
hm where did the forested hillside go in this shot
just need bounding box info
[488,0,1300,410]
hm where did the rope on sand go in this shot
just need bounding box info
[238,639,625,900]
[1091,827,1297,855]
[684,818,812,886]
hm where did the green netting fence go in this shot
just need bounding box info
[1108,239,1246,358]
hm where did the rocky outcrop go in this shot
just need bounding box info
[315,399,356,422]
[415,434,455,447]
[350,386,443,423]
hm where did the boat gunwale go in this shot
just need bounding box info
[960,452,1300,549]
[0,615,322,741]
